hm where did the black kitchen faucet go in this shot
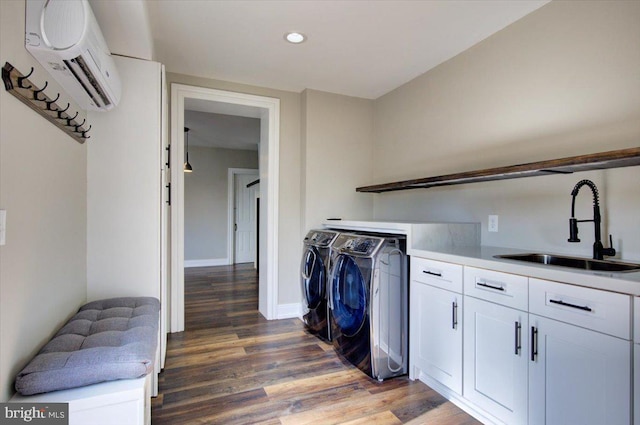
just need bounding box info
[568,179,616,260]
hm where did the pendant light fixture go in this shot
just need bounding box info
[184,127,193,173]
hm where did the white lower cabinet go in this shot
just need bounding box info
[528,278,632,425]
[410,258,463,394]
[635,347,640,425]
[409,255,634,425]
[463,296,528,425]
[635,297,640,425]
[463,266,529,425]
[529,314,631,425]
[411,282,462,393]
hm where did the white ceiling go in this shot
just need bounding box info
[184,109,260,151]
[91,0,550,100]
[91,0,550,151]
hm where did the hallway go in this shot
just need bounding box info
[152,264,480,424]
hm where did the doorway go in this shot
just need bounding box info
[170,84,280,332]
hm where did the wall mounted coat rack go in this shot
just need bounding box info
[2,62,91,144]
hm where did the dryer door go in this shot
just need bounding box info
[301,246,325,309]
[331,254,367,337]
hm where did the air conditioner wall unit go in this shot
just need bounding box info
[25,0,121,112]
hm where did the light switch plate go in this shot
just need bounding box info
[488,215,499,232]
[0,209,5,245]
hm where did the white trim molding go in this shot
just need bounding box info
[277,303,303,320]
[184,259,229,268]
[170,83,280,332]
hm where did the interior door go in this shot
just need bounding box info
[234,172,258,263]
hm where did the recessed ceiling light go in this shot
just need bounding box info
[285,32,306,44]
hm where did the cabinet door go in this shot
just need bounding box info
[410,281,462,394]
[529,314,631,425]
[635,298,640,425]
[463,296,528,425]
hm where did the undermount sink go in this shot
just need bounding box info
[494,253,640,273]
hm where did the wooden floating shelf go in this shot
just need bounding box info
[356,147,640,193]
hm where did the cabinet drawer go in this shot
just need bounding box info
[411,257,463,293]
[530,278,631,339]
[463,266,528,311]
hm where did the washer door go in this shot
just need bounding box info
[331,254,367,337]
[301,246,325,309]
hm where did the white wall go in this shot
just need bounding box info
[184,146,258,262]
[87,56,162,300]
[372,0,640,261]
[301,89,374,230]
[0,0,87,401]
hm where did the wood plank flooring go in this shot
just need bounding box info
[152,264,481,425]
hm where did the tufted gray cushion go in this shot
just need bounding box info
[15,297,160,395]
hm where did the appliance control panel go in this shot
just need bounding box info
[340,236,383,256]
[304,230,339,247]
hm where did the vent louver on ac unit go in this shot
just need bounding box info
[64,56,112,109]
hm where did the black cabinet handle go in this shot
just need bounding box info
[476,281,505,291]
[165,182,171,206]
[452,301,458,329]
[514,321,521,355]
[423,270,442,277]
[530,326,538,361]
[549,299,592,312]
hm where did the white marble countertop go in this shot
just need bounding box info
[410,244,640,296]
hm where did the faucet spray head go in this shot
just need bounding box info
[568,179,598,243]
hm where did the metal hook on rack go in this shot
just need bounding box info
[3,62,90,144]
[57,103,70,119]
[81,125,92,138]
[32,81,48,101]
[17,67,34,89]
[45,93,60,111]
[74,118,86,132]
[66,111,79,126]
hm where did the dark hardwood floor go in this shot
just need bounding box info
[152,264,480,425]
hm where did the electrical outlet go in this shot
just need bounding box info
[0,210,6,245]
[488,215,499,232]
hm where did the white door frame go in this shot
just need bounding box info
[159,65,168,368]
[228,168,259,265]
[170,84,280,331]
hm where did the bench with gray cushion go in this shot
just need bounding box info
[15,297,160,396]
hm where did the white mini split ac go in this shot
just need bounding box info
[25,0,121,111]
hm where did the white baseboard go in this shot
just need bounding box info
[277,302,302,319]
[184,258,229,268]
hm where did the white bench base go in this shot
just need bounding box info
[11,373,151,425]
